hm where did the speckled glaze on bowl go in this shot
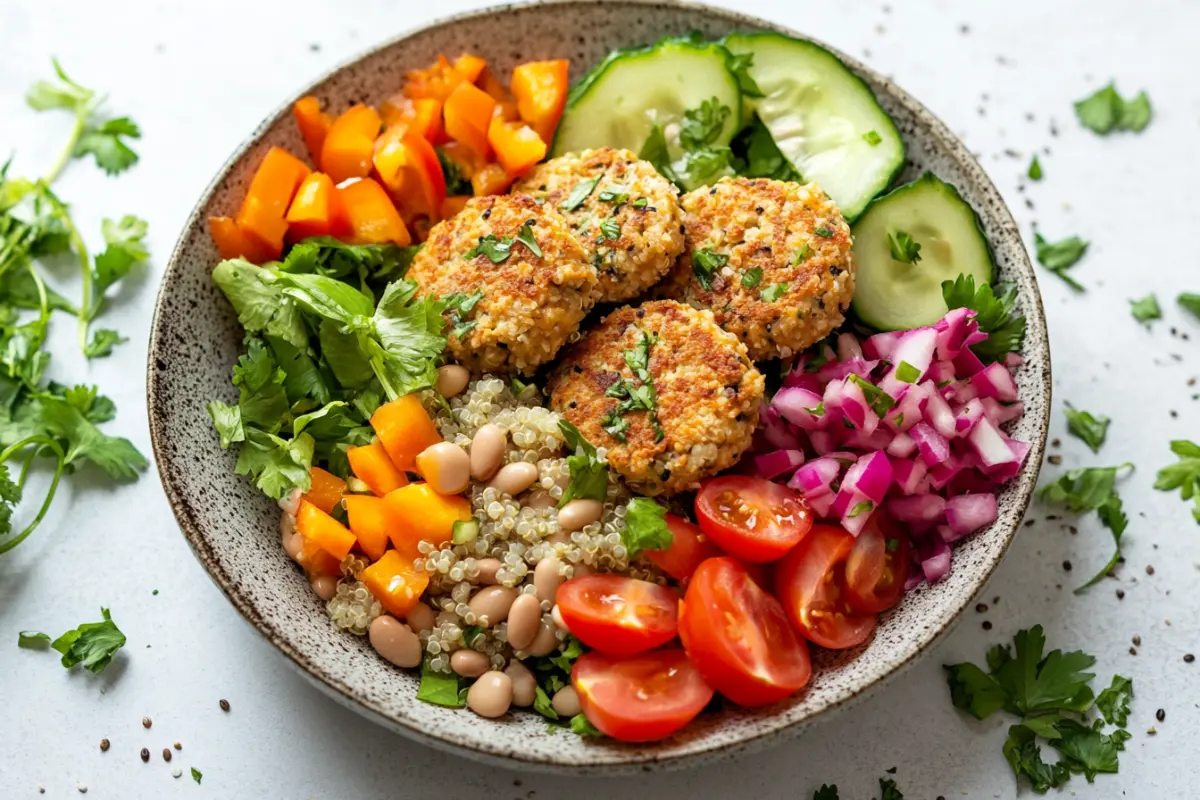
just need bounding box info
[147,0,1051,774]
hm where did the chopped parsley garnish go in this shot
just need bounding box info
[760,282,788,303]
[1129,294,1161,322]
[1034,232,1088,290]
[558,420,609,506]
[1039,463,1133,591]
[848,374,897,416]
[793,243,812,264]
[600,329,664,443]
[1178,292,1200,320]
[877,778,904,800]
[729,115,802,182]
[560,177,599,211]
[1063,404,1110,453]
[50,608,126,673]
[18,631,51,648]
[191,768,203,785]
[862,129,883,146]
[515,221,543,257]
[622,497,673,558]
[887,230,921,264]
[815,225,833,238]
[846,500,874,519]
[941,273,1027,361]
[597,185,629,204]
[1027,155,1043,181]
[599,218,621,241]
[741,268,763,289]
[679,96,730,150]
[895,361,921,384]
[1153,440,1200,523]
[632,197,649,209]
[945,625,1132,794]
[726,52,764,98]
[442,290,484,339]
[691,248,728,291]
[416,659,465,707]
[569,713,605,737]
[465,221,542,262]
[1074,83,1152,134]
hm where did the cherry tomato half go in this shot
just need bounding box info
[843,512,911,615]
[678,557,812,706]
[555,574,678,656]
[774,524,877,650]
[572,649,714,742]
[695,476,814,563]
[644,514,723,581]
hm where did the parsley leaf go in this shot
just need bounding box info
[812,785,840,800]
[1095,674,1133,727]
[416,660,465,707]
[569,713,605,737]
[1129,294,1161,322]
[1003,724,1071,793]
[51,607,126,673]
[1049,718,1121,782]
[1063,404,1110,453]
[466,234,513,263]
[760,283,788,303]
[1075,492,1128,592]
[1028,155,1043,181]
[558,420,608,506]
[741,268,763,289]
[888,230,921,264]
[599,218,621,241]
[679,97,730,150]
[691,248,727,291]
[726,52,764,98]
[1075,83,1152,134]
[992,625,1097,716]
[1039,463,1132,513]
[1178,292,1200,320]
[514,221,543,258]
[622,497,672,558]
[944,662,1008,719]
[877,778,904,800]
[83,328,127,358]
[638,125,681,185]
[560,177,599,211]
[234,429,314,500]
[191,768,202,785]
[863,130,882,146]
[1153,439,1200,523]
[1034,232,1088,290]
[18,630,50,648]
[730,115,802,182]
[443,290,484,339]
[597,185,629,205]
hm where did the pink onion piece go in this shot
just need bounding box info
[982,438,1030,482]
[944,493,998,538]
[910,422,951,467]
[863,330,902,361]
[808,430,838,455]
[881,327,938,395]
[755,449,805,480]
[837,332,864,362]
[887,493,946,524]
[1003,352,1024,369]
[955,398,986,435]
[773,386,827,430]
[788,457,843,498]
[815,358,879,384]
[968,417,1018,468]
[842,451,893,503]
[934,307,978,360]
[981,397,1025,425]
[839,379,880,436]
[920,538,952,583]
[928,460,965,491]
[807,492,837,518]
[843,427,892,451]
[887,431,917,458]
[929,360,956,386]
[952,347,986,379]
[922,383,957,438]
[890,456,928,495]
[884,381,927,433]
[970,362,1019,403]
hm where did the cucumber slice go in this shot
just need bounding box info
[551,36,742,174]
[850,173,995,331]
[722,32,904,221]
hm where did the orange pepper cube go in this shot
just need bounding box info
[383,483,472,559]
[361,550,430,618]
[339,178,411,246]
[207,216,277,264]
[452,53,488,84]
[487,118,547,176]
[286,173,350,241]
[343,495,393,562]
[295,499,357,560]
[297,537,342,577]
[234,147,311,253]
[320,104,383,183]
[347,440,409,497]
[369,394,440,471]
[471,162,515,197]
[292,96,332,163]
[443,81,496,160]
[302,466,347,514]
[511,60,570,143]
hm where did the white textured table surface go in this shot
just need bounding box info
[3,0,1198,797]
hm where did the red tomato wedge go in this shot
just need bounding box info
[774,524,877,650]
[555,575,678,656]
[678,557,811,706]
[695,476,814,563]
[572,649,714,742]
[843,512,911,615]
[644,514,722,581]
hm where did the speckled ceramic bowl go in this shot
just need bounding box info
[147,0,1050,774]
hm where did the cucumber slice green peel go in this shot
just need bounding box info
[850,172,996,331]
[722,32,905,221]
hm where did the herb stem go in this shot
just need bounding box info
[43,108,87,187]
[40,186,92,348]
[0,435,66,554]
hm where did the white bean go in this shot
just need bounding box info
[470,424,507,482]
[527,620,559,657]
[368,616,423,668]
[488,462,539,496]
[533,557,564,603]
[571,563,595,579]
[281,515,303,561]
[505,661,537,707]
[415,442,471,495]
[506,594,542,651]
[310,575,338,601]
[526,490,557,510]
[404,603,436,635]
[450,649,490,678]
[474,558,503,585]
[468,586,518,625]
[467,671,513,718]
[551,604,568,632]
[435,364,471,398]
[557,499,603,532]
[278,487,302,516]
[551,686,581,718]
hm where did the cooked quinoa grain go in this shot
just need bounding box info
[516,148,685,303]
[658,176,855,360]
[548,300,764,496]
[408,194,597,375]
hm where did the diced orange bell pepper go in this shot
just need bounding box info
[383,483,472,559]
[440,195,470,219]
[297,537,341,577]
[374,125,447,221]
[295,499,357,560]
[339,178,411,246]
[303,466,347,514]
[293,96,332,163]
[404,55,466,102]
[343,495,392,562]
[453,53,488,84]
[471,162,515,196]
[381,94,446,143]
[511,60,570,143]
[235,146,312,255]
[285,173,350,241]
[347,440,409,496]
[487,117,547,176]
[207,216,278,263]
[443,81,496,160]
[320,104,383,183]
[360,550,430,618]
[369,394,441,471]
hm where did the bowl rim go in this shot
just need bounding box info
[147,0,1051,773]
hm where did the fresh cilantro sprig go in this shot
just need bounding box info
[941,274,1027,361]
[1063,404,1110,453]
[812,785,839,800]
[691,248,728,291]
[1129,294,1161,322]
[726,52,764,98]
[1039,463,1133,591]
[622,497,672,558]
[557,420,608,506]
[600,330,664,443]
[1153,440,1200,524]
[465,221,542,263]
[1074,83,1152,135]
[1178,293,1200,320]
[1034,232,1088,291]
[730,115,801,182]
[25,608,128,673]
[560,177,599,212]
[640,97,735,190]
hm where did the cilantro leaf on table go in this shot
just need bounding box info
[1153,439,1200,523]
[1049,718,1121,782]
[1063,404,1110,453]
[191,768,202,785]
[1129,294,1161,322]
[558,420,609,506]
[1074,83,1152,135]
[1003,724,1071,793]
[19,630,50,648]
[941,274,1027,361]
[1038,463,1132,512]
[622,497,672,558]
[50,607,126,673]
[83,328,127,358]
[92,214,148,302]
[1095,675,1133,727]
[1027,155,1043,181]
[1178,293,1200,320]
[75,117,142,176]
[812,786,840,800]
[876,778,903,800]
[994,626,1097,716]
[1034,232,1087,291]
[944,662,1008,720]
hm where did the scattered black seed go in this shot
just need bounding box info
[976,603,989,613]
[142,717,152,729]
[1170,410,1179,419]
[1024,519,1035,527]
[958,23,969,34]
[982,620,993,630]
[1133,635,1142,646]
[1046,515,1059,521]
[309,43,321,52]
[993,596,1000,604]
[1062,560,1072,571]
[1185,654,1195,663]
[174,742,182,751]
[219,699,231,712]
[1069,526,1078,534]
[1156,708,1166,722]
[1024,112,1035,122]
[99,739,110,752]
[1051,438,1061,448]
[140,748,150,763]
[1129,647,1138,656]
[163,748,172,763]
[1003,148,1020,159]
[1146,565,1156,575]
[1117,589,1126,600]
[1048,454,1062,465]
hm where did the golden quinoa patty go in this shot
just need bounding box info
[658,176,855,361]
[548,300,764,496]
[408,194,597,375]
[516,148,684,303]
